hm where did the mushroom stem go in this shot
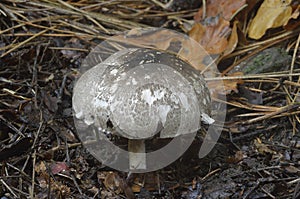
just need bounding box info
[128,139,146,170]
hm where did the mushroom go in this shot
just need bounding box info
[73,48,213,171]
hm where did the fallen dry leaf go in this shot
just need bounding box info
[194,0,247,21]
[42,90,58,113]
[248,0,293,39]
[102,172,135,198]
[254,138,275,155]
[226,151,246,163]
[131,173,160,192]
[35,161,71,197]
[189,17,231,55]
[234,0,261,23]
[284,4,300,30]
[100,28,218,75]
[117,28,181,51]
[103,172,122,193]
[50,161,69,175]
[178,36,217,76]
[207,72,244,97]
[222,20,239,58]
[35,161,47,174]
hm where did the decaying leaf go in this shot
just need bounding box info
[222,20,239,58]
[178,36,217,76]
[42,91,58,113]
[248,0,293,39]
[35,161,49,189]
[131,173,160,193]
[284,4,300,30]
[35,161,71,197]
[226,150,246,163]
[50,161,69,175]
[254,138,275,155]
[194,0,247,21]
[103,172,122,193]
[114,28,180,51]
[102,172,135,198]
[35,161,47,174]
[111,29,215,73]
[207,72,244,97]
[189,17,231,55]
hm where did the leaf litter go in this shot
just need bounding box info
[0,0,299,198]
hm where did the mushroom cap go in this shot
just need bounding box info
[73,48,211,139]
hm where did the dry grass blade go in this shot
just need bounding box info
[225,100,280,112]
[56,0,110,33]
[0,15,70,35]
[241,104,299,125]
[27,0,149,31]
[206,72,300,81]
[1,0,299,198]
[1,25,58,57]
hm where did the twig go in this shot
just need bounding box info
[150,0,174,9]
[0,178,18,198]
[30,117,44,199]
[0,115,25,138]
[201,168,221,181]
[241,104,299,125]
[288,178,300,185]
[205,72,300,81]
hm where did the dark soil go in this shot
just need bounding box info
[1,0,299,198]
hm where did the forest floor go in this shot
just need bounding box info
[0,0,300,198]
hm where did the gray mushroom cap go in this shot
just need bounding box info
[73,48,212,139]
